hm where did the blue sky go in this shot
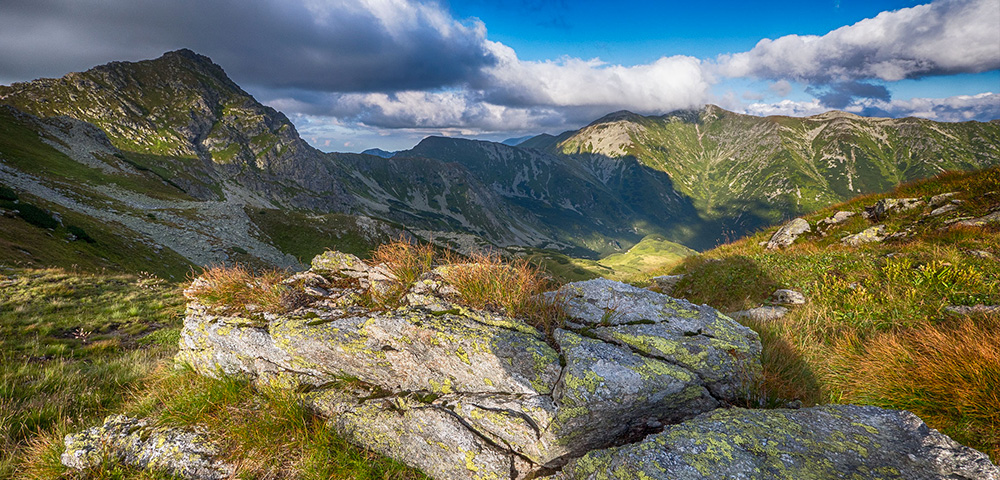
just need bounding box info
[0,0,998,152]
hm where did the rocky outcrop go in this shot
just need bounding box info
[766,218,811,250]
[174,252,762,479]
[61,415,233,480]
[556,405,1000,480]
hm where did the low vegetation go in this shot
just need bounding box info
[184,264,307,316]
[660,168,1000,460]
[0,267,185,478]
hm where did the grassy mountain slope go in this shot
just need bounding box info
[528,106,1000,242]
[654,167,1000,460]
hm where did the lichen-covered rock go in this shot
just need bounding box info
[766,218,811,249]
[176,254,762,479]
[929,192,959,208]
[843,225,888,246]
[61,415,232,480]
[556,405,999,480]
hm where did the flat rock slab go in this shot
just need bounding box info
[557,405,999,480]
[730,306,789,322]
[62,415,232,480]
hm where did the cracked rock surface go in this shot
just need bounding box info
[556,404,999,480]
[61,414,232,480]
[175,252,762,479]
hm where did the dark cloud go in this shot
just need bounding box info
[0,0,495,92]
[806,81,891,109]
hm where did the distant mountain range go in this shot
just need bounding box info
[1,49,998,270]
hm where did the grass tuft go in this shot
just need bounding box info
[185,264,307,316]
[444,250,567,336]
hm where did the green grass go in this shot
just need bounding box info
[661,168,1000,460]
[3,265,430,479]
[0,191,193,280]
[248,208,402,262]
[0,268,185,478]
[0,108,194,202]
[594,234,696,281]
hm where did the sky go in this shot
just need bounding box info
[0,0,998,152]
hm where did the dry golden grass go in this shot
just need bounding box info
[445,251,567,335]
[185,264,306,315]
[371,239,436,285]
[828,315,1000,460]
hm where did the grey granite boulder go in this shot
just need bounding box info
[766,218,811,250]
[61,415,232,480]
[176,255,762,479]
[556,404,999,480]
[730,306,789,322]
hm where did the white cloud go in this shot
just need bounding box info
[718,0,1000,83]
[740,92,1000,122]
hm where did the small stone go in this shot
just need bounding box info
[303,286,329,297]
[929,192,959,208]
[729,306,788,322]
[766,218,811,250]
[842,225,888,246]
[648,274,685,295]
[864,198,924,221]
[771,289,806,305]
[929,203,959,216]
[953,208,1000,228]
[965,250,994,259]
[945,305,1000,315]
[818,211,856,226]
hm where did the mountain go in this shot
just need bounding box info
[524,105,1000,235]
[2,49,998,272]
[500,135,534,146]
[360,148,397,158]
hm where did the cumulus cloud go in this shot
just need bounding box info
[0,0,494,92]
[806,81,892,109]
[718,0,1000,83]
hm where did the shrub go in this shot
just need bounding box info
[14,203,58,229]
[0,185,17,201]
[66,225,96,243]
[186,264,306,316]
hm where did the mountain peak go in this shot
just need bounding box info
[589,110,646,126]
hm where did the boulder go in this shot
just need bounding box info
[61,415,232,480]
[945,304,1000,315]
[771,289,806,305]
[842,225,888,246]
[176,255,762,479]
[556,405,999,480]
[766,218,811,250]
